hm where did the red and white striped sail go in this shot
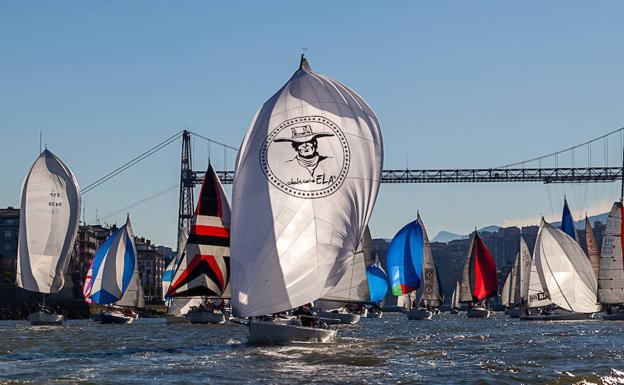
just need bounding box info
[166,163,231,298]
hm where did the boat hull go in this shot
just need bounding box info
[188,310,226,324]
[317,311,360,325]
[467,307,491,319]
[248,319,336,344]
[450,309,460,315]
[101,310,137,324]
[406,309,433,320]
[29,311,64,325]
[367,311,383,318]
[520,312,592,321]
[603,312,624,321]
[165,315,190,324]
[508,307,522,318]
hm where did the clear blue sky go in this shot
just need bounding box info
[1,1,623,247]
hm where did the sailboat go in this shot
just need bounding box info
[458,231,498,318]
[584,215,600,280]
[365,260,388,318]
[230,55,383,344]
[599,202,624,320]
[16,149,81,325]
[86,216,145,324]
[521,219,598,320]
[315,227,375,325]
[507,236,531,318]
[162,230,203,324]
[166,163,231,324]
[386,218,423,316]
[406,214,444,320]
[450,281,461,314]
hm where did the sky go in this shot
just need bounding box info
[1,1,624,247]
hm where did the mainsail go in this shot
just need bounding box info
[87,217,140,305]
[387,220,423,296]
[501,265,513,307]
[535,219,598,313]
[459,231,498,303]
[366,261,389,304]
[526,250,552,308]
[584,216,600,279]
[231,55,383,317]
[518,236,532,305]
[16,149,81,293]
[319,227,375,303]
[598,202,624,304]
[166,163,231,298]
[417,214,443,307]
[162,229,188,300]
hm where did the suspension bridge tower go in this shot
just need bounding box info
[178,130,194,237]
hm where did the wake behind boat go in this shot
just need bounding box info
[230,54,383,344]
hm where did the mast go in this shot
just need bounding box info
[178,130,194,237]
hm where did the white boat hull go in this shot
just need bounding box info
[248,319,336,344]
[406,309,433,320]
[317,311,360,325]
[101,310,138,324]
[29,311,64,325]
[188,310,226,324]
[467,307,491,319]
[165,315,190,324]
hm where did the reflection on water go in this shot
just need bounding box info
[0,313,623,384]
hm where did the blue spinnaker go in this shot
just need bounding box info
[366,262,389,304]
[386,220,423,296]
[560,198,576,241]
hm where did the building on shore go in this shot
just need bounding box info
[135,237,166,302]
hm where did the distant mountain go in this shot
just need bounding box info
[431,225,501,243]
[430,211,609,244]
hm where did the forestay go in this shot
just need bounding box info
[16,149,81,293]
[535,219,598,313]
[231,56,383,317]
[598,202,624,304]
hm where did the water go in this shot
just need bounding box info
[1,313,623,384]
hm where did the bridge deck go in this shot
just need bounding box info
[199,167,621,185]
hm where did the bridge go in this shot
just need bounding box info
[81,125,624,232]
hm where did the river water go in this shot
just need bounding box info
[1,312,623,384]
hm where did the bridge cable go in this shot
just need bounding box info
[97,184,179,221]
[81,131,183,194]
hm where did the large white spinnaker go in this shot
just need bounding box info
[598,202,624,305]
[16,149,81,293]
[231,56,383,317]
[535,219,598,313]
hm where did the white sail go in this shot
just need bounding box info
[319,227,375,303]
[535,220,598,313]
[526,251,552,308]
[162,229,188,300]
[458,233,475,303]
[518,236,531,304]
[501,267,512,307]
[115,264,145,308]
[418,214,443,307]
[231,56,383,317]
[451,281,461,309]
[16,150,81,293]
[598,202,624,304]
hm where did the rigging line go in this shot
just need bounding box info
[190,131,239,152]
[82,131,183,194]
[97,184,179,221]
[496,125,624,169]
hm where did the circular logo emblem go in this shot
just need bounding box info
[260,116,350,199]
